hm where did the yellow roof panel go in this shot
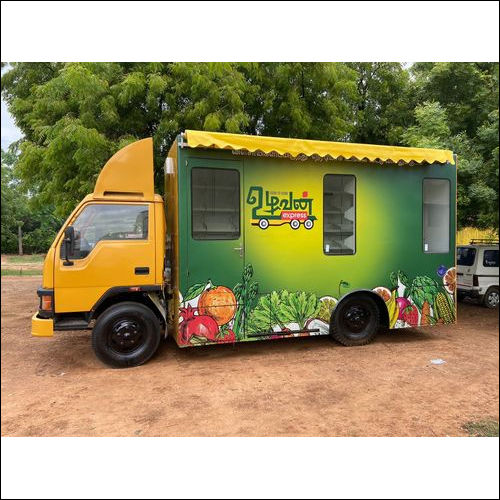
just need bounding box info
[185,130,455,165]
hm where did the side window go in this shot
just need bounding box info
[423,179,450,253]
[63,204,149,259]
[191,167,240,240]
[323,174,356,255]
[483,249,499,268]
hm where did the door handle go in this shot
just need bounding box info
[233,246,244,258]
[135,267,150,275]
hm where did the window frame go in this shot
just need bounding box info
[323,173,357,256]
[422,177,451,255]
[190,166,241,241]
[60,202,150,261]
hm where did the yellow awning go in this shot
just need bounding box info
[185,130,455,165]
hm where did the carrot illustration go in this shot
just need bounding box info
[421,300,432,325]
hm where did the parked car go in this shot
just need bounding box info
[457,240,499,309]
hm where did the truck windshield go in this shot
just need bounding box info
[457,247,476,266]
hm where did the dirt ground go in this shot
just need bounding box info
[1,276,498,437]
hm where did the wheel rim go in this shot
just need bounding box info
[109,318,145,354]
[341,304,371,337]
[487,291,499,307]
[259,219,269,229]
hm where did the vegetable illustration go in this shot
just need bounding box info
[408,275,440,310]
[232,264,259,340]
[395,297,412,320]
[390,270,410,298]
[434,291,455,323]
[198,286,237,326]
[183,282,209,303]
[318,296,337,322]
[245,289,321,334]
[179,305,219,343]
[420,300,434,325]
[443,267,456,294]
[217,328,236,343]
[279,290,321,329]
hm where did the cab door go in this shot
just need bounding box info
[54,201,156,313]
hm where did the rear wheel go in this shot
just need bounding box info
[330,294,380,346]
[483,287,499,309]
[92,301,161,368]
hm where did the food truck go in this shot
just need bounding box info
[31,131,457,367]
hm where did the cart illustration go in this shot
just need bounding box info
[247,186,317,230]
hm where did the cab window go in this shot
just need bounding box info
[63,204,149,259]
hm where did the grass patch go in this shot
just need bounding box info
[462,420,499,437]
[1,268,42,276]
[4,254,45,263]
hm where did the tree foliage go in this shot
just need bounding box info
[1,148,63,253]
[1,62,498,254]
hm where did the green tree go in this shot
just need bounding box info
[412,62,498,137]
[402,101,498,229]
[1,148,25,253]
[347,62,414,145]
[240,62,358,140]
[2,62,498,231]
[1,147,63,254]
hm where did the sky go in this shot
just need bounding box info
[1,65,23,150]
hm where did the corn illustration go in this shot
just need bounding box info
[434,292,455,323]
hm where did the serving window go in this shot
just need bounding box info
[191,167,240,240]
[423,178,450,253]
[323,174,356,255]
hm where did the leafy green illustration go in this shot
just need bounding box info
[245,289,321,334]
[183,282,208,302]
[232,264,259,340]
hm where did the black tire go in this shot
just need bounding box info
[457,291,466,302]
[92,301,161,368]
[330,294,380,346]
[483,287,499,309]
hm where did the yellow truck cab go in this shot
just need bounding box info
[32,131,457,368]
[32,138,167,366]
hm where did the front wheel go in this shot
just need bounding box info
[330,295,380,346]
[92,301,161,367]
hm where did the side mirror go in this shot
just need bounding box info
[63,226,75,266]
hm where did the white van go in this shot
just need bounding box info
[457,240,499,309]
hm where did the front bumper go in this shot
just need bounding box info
[31,313,54,337]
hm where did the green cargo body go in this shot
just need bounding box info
[165,131,457,347]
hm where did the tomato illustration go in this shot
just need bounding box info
[198,286,237,326]
[217,329,236,343]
